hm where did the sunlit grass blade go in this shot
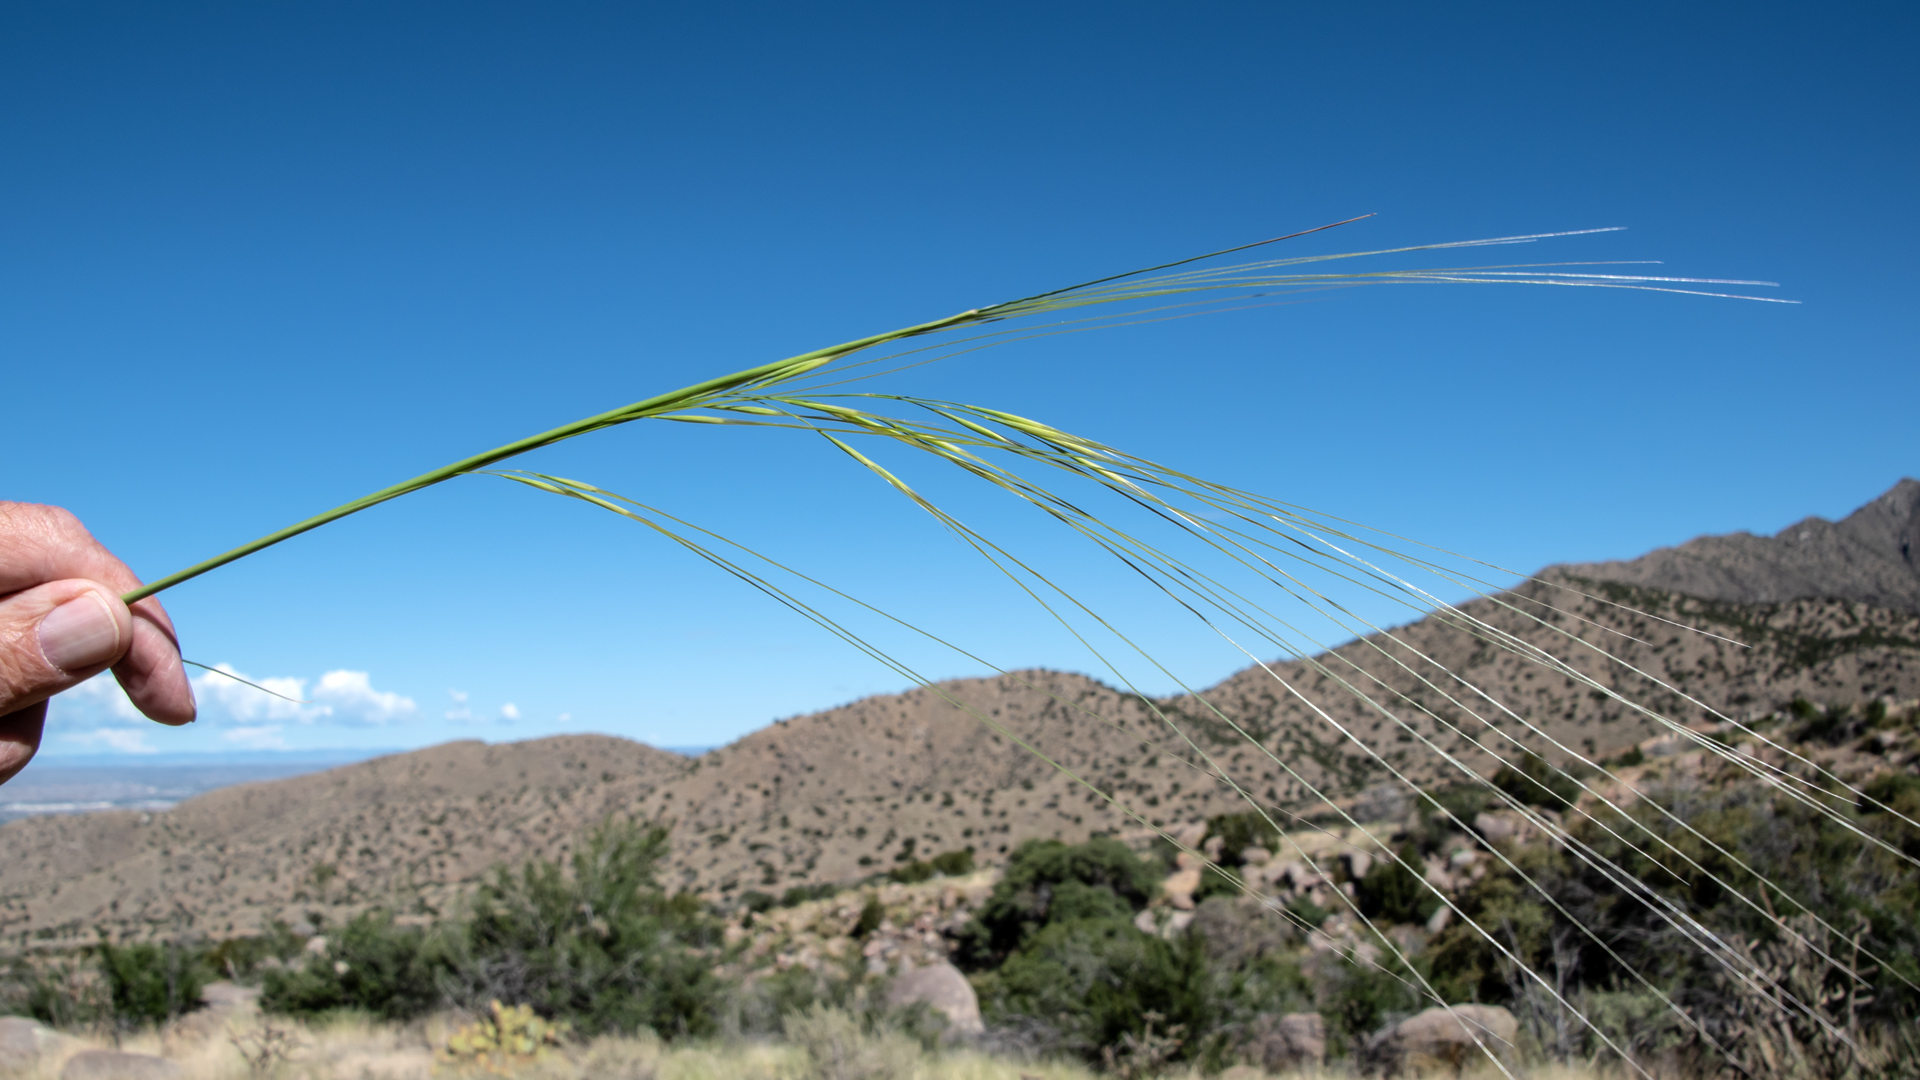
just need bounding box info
[121,224,1787,605]
[109,222,1893,1075]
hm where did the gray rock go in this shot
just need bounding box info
[60,1049,184,1080]
[1243,1011,1325,1072]
[1363,1004,1517,1077]
[885,961,984,1036]
[0,1016,71,1068]
[1343,850,1374,882]
[198,981,260,1014]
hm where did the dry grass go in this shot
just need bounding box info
[3,1009,1625,1080]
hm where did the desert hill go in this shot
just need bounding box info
[0,737,687,943]
[3,483,1917,942]
[1560,477,1920,614]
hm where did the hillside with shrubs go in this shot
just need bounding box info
[0,481,1915,1078]
[5,690,1917,1077]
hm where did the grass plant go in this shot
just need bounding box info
[97,220,1919,1077]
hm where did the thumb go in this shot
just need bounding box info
[0,580,135,719]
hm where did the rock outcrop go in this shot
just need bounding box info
[0,1016,72,1071]
[1363,1004,1518,1077]
[1243,1011,1326,1071]
[1562,478,1920,615]
[885,961,984,1036]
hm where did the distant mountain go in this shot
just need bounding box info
[3,482,1916,941]
[1559,479,1920,615]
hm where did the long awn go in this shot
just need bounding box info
[117,222,1905,1075]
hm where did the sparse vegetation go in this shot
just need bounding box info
[437,999,572,1074]
[1490,751,1581,811]
[96,936,210,1029]
[888,846,976,884]
[956,838,1159,968]
[261,818,725,1037]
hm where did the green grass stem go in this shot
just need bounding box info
[119,309,980,604]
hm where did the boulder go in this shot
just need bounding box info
[1243,1011,1325,1072]
[1471,812,1515,843]
[1162,865,1203,910]
[170,980,262,1040]
[1171,821,1209,849]
[198,981,260,1014]
[1343,850,1374,882]
[0,1016,72,1069]
[885,962,984,1037]
[1363,1004,1518,1077]
[61,1049,184,1080]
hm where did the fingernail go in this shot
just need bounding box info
[38,592,123,673]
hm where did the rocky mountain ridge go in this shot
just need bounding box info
[1559,477,1920,615]
[3,482,1916,942]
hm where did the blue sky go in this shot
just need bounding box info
[4,1,1914,759]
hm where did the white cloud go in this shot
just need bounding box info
[63,728,158,754]
[191,665,321,722]
[500,703,521,721]
[223,725,290,750]
[448,689,469,704]
[185,666,415,726]
[445,688,472,721]
[311,671,416,724]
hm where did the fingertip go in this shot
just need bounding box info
[116,616,197,726]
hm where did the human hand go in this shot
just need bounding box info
[0,502,195,784]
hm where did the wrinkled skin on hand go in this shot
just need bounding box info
[0,502,194,784]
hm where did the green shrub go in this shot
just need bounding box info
[1401,784,1493,855]
[96,937,207,1029]
[1857,773,1920,862]
[929,848,975,876]
[741,890,778,913]
[1284,896,1330,930]
[1490,753,1580,811]
[1205,812,1279,861]
[887,861,936,885]
[852,897,885,938]
[445,818,725,1037]
[259,910,441,1020]
[888,846,976,884]
[1190,812,1285,903]
[956,838,1158,967]
[2,957,107,1029]
[732,962,862,1035]
[1791,699,1863,745]
[261,818,724,1039]
[978,917,1218,1064]
[781,882,843,907]
[1318,951,1424,1055]
[1354,848,1440,926]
